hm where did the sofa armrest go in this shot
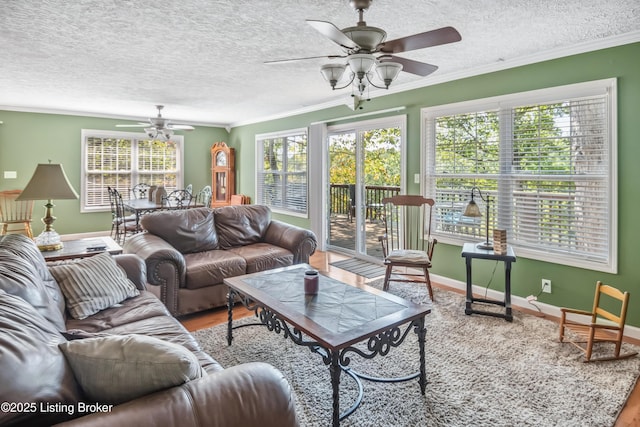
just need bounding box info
[123,233,186,315]
[264,220,317,264]
[113,254,147,290]
[53,362,299,427]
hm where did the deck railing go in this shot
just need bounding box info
[330,184,400,219]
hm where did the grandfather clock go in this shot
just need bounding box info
[210,142,235,207]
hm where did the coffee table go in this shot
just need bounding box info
[224,264,431,427]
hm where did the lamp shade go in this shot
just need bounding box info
[347,53,376,75]
[320,63,347,87]
[375,61,403,87]
[463,199,482,217]
[16,163,78,201]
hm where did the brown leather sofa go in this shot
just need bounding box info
[0,234,299,427]
[123,205,317,316]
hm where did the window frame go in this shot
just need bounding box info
[255,127,309,217]
[81,129,184,213]
[421,78,617,273]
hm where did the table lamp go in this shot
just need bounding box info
[463,186,493,250]
[15,162,79,251]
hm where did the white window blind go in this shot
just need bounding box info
[81,130,183,212]
[423,80,616,272]
[256,128,308,216]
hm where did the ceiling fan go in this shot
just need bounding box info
[267,0,461,96]
[116,105,194,139]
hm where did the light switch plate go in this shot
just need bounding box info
[414,173,420,184]
[3,171,17,179]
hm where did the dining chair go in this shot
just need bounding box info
[185,184,193,195]
[107,187,137,244]
[0,189,34,238]
[559,281,638,362]
[196,185,212,208]
[163,189,193,209]
[131,183,150,199]
[378,195,437,301]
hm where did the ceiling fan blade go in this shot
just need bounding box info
[167,124,195,131]
[378,26,461,54]
[115,124,148,128]
[306,20,360,50]
[382,56,438,77]
[265,54,345,65]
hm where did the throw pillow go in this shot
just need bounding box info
[59,334,205,405]
[49,252,139,320]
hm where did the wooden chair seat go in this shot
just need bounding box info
[385,249,431,265]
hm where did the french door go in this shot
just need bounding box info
[326,116,405,260]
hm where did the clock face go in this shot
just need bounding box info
[216,151,227,166]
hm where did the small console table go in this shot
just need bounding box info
[43,236,122,262]
[461,242,516,322]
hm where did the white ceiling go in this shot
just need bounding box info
[1,0,639,128]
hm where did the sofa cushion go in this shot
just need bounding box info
[49,252,140,320]
[228,243,294,273]
[0,248,66,331]
[65,290,170,332]
[0,290,81,427]
[141,207,218,254]
[59,334,205,405]
[0,234,65,318]
[183,250,247,290]
[214,205,272,249]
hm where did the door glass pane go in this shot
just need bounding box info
[362,127,401,258]
[328,132,356,251]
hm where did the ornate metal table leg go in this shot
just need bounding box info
[328,350,341,427]
[415,316,427,395]
[227,289,235,346]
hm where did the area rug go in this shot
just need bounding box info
[329,258,386,279]
[192,280,640,427]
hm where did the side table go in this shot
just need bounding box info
[43,236,123,262]
[461,242,516,322]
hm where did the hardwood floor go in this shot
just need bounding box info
[179,250,640,426]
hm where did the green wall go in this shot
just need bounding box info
[1,42,639,325]
[229,42,640,325]
[0,111,228,233]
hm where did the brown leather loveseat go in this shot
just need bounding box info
[0,234,299,427]
[123,205,317,316]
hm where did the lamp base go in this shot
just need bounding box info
[35,230,64,252]
[476,242,494,250]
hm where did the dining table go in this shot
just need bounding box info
[122,199,204,231]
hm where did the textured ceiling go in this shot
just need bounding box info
[1,0,639,127]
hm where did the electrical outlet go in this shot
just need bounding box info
[541,279,552,294]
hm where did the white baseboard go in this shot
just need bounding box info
[431,273,640,342]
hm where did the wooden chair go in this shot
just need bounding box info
[559,281,637,362]
[378,195,437,300]
[0,189,34,238]
[230,194,250,205]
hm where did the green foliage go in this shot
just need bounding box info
[329,127,401,186]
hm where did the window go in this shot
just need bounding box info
[81,130,184,212]
[422,79,616,272]
[256,128,308,216]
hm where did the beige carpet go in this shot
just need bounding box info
[193,280,640,427]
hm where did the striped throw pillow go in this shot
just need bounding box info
[49,252,139,319]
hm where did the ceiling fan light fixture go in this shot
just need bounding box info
[375,61,403,88]
[320,63,347,89]
[347,53,376,79]
[342,26,387,52]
